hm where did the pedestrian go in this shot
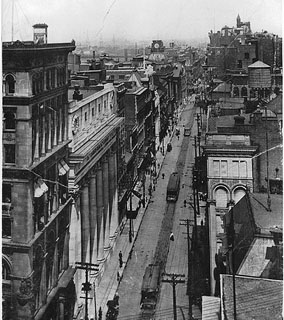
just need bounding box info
[119,251,123,268]
[129,248,133,260]
[162,173,165,179]
[117,271,120,282]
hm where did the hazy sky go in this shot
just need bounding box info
[1,0,282,44]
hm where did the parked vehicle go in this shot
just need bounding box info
[167,143,172,152]
[140,264,160,314]
[166,172,180,202]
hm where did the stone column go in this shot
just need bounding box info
[53,110,57,147]
[58,296,65,320]
[58,108,62,144]
[109,150,119,240]
[41,114,46,156]
[208,199,217,296]
[96,164,105,262]
[80,183,90,263]
[34,118,40,161]
[89,172,98,264]
[103,155,110,251]
[47,112,52,151]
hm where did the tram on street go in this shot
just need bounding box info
[166,172,181,202]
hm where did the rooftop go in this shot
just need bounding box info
[249,193,283,233]
[221,274,283,320]
[248,60,271,69]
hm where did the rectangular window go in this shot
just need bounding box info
[244,52,249,59]
[220,160,228,177]
[238,60,242,68]
[2,183,12,238]
[104,101,107,110]
[239,161,247,177]
[213,160,220,176]
[232,161,239,177]
[3,108,16,130]
[2,216,12,238]
[98,104,101,113]
[119,75,125,80]
[92,108,94,117]
[2,183,11,203]
[85,112,87,121]
[4,145,16,164]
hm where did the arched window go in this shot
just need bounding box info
[215,187,229,208]
[233,87,239,97]
[241,87,247,97]
[233,188,246,204]
[5,74,15,95]
[2,256,12,280]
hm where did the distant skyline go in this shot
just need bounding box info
[1,0,282,45]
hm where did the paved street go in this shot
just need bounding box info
[116,96,201,320]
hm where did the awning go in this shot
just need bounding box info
[34,179,48,198]
[58,159,70,176]
[127,192,141,212]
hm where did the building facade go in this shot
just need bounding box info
[67,83,124,318]
[2,36,76,319]
[203,130,257,295]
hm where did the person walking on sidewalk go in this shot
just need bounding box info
[162,173,165,179]
[119,251,123,268]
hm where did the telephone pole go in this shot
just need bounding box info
[180,219,193,319]
[162,273,185,320]
[76,262,99,320]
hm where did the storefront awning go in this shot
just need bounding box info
[34,179,48,198]
[58,159,70,176]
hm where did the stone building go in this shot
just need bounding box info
[67,82,124,318]
[203,128,257,295]
[2,26,76,319]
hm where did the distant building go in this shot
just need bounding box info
[207,15,282,79]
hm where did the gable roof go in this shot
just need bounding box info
[221,274,283,320]
[213,82,231,93]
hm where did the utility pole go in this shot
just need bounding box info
[180,219,194,319]
[162,273,185,320]
[227,203,237,320]
[76,262,99,320]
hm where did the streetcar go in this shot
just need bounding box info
[166,172,181,202]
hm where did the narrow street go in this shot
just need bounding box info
[117,96,198,319]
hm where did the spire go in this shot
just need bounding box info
[237,14,241,27]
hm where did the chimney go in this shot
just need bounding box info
[252,105,262,123]
[73,85,83,101]
[234,115,245,125]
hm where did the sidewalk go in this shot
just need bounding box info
[93,114,181,319]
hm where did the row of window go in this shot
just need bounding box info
[75,96,113,133]
[213,160,248,178]
[3,68,66,96]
